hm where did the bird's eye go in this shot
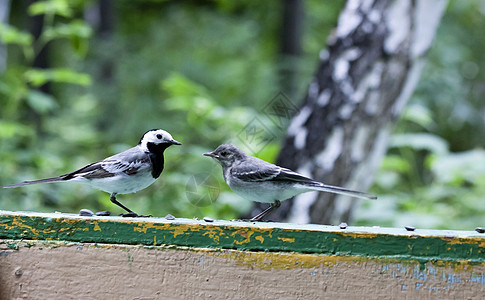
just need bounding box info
[220,151,228,157]
[156,134,162,139]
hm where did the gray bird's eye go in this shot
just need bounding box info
[220,151,228,157]
[156,134,162,139]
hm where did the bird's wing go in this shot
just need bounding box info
[101,159,150,175]
[231,165,281,182]
[271,168,320,185]
[3,147,151,187]
[63,153,150,180]
[231,158,317,184]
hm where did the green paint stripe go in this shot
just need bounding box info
[0,210,484,263]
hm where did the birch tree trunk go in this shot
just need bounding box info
[264,0,448,224]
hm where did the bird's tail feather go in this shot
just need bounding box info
[2,177,64,188]
[308,183,377,200]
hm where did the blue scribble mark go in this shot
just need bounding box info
[414,266,428,281]
[382,264,409,278]
[447,273,461,284]
[470,274,485,285]
[382,263,483,291]
[427,266,438,281]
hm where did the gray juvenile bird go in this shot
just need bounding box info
[3,129,181,217]
[204,144,376,221]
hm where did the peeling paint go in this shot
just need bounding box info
[6,242,18,250]
[255,236,264,243]
[278,237,295,243]
[0,211,484,266]
[203,227,223,244]
[93,221,101,231]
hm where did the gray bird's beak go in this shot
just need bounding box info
[170,139,182,145]
[203,152,219,158]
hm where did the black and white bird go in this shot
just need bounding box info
[3,129,181,217]
[204,144,376,222]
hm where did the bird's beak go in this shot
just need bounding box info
[170,139,182,145]
[203,152,219,159]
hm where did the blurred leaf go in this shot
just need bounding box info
[429,149,485,185]
[400,103,434,130]
[28,0,72,17]
[69,35,89,57]
[380,155,411,172]
[25,68,91,86]
[0,68,29,102]
[0,121,33,139]
[161,73,210,107]
[390,133,449,155]
[0,24,33,46]
[43,21,92,41]
[374,171,401,189]
[42,21,92,57]
[27,90,59,114]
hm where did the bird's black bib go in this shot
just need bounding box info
[146,142,168,178]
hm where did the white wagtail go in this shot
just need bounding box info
[3,129,181,217]
[204,144,376,221]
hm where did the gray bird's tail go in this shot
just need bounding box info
[308,183,377,200]
[2,177,64,188]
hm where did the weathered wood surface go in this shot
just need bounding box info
[0,210,484,299]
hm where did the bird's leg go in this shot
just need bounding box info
[109,193,151,218]
[110,193,133,214]
[249,200,281,222]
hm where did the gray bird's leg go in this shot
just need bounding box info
[249,200,281,222]
[110,193,151,218]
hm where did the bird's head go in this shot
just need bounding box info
[139,129,181,152]
[203,144,246,167]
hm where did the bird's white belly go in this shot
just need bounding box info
[77,172,157,194]
[229,180,306,204]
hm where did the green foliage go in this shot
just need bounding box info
[26,90,59,114]
[1,1,294,219]
[28,0,73,17]
[0,0,96,213]
[0,23,34,59]
[1,0,484,229]
[42,21,92,56]
[25,68,91,86]
[0,23,33,46]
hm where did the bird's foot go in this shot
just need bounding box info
[232,218,251,222]
[120,212,152,218]
[233,218,271,222]
[249,218,273,222]
[79,209,112,217]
